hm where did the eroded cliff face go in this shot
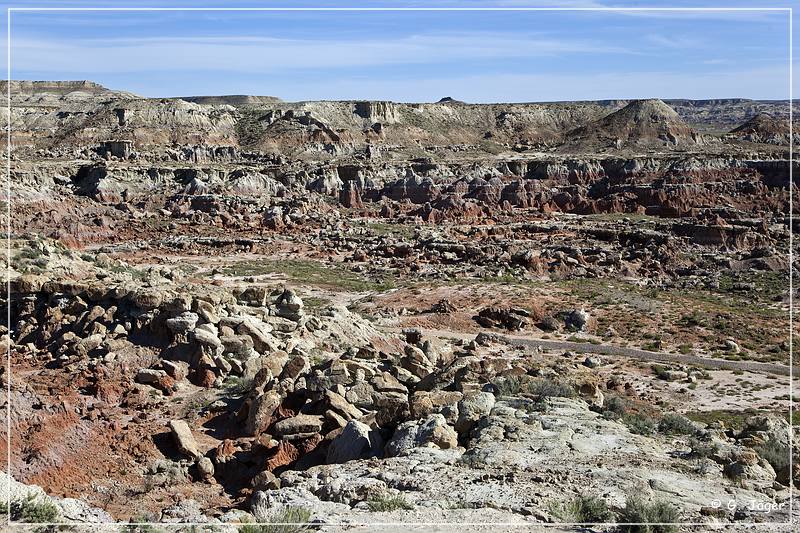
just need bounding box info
[4,82,791,283]
[3,82,789,154]
[4,83,793,257]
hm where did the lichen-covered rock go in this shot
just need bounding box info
[455,391,495,436]
[385,414,459,456]
[166,311,199,334]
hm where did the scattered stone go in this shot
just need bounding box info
[272,414,323,438]
[196,457,215,481]
[169,420,201,459]
[565,308,591,331]
[246,391,283,436]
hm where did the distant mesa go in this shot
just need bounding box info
[728,113,793,144]
[565,98,701,148]
[180,95,284,105]
[729,113,785,136]
[437,96,465,104]
[0,80,115,95]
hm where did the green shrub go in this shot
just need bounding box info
[602,394,629,420]
[239,506,311,533]
[493,375,525,397]
[224,376,253,397]
[618,495,679,532]
[366,494,414,512]
[493,376,574,399]
[8,495,59,523]
[658,414,697,436]
[550,494,614,523]
[623,413,658,436]
[527,378,575,399]
[752,439,791,475]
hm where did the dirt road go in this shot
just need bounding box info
[385,326,792,377]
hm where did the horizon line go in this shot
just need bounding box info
[3,79,792,105]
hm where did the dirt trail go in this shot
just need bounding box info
[385,326,792,377]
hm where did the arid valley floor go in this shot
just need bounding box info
[0,81,797,531]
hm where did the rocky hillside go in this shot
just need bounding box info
[728,113,797,145]
[1,80,795,529]
[563,99,702,149]
[0,81,790,159]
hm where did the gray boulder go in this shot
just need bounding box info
[455,391,495,435]
[565,308,591,331]
[276,288,304,321]
[386,414,458,456]
[272,414,323,439]
[327,420,384,464]
[166,312,199,334]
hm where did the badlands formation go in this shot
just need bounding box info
[0,81,797,531]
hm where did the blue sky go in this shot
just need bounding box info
[0,1,795,102]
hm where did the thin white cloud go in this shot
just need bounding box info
[611,8,787,24]
[213,65,791,102]
[702,58,734,66]
[645,34,701,49]
[10,32,635,74]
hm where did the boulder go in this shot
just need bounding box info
[136,368,167,384]
[537,315,560,332]
[195,299,220,324]
[220,334,254,357]
[583,356,602,368]
[251,470,280,491]
[565,308,591,331]
[324,389,362,421]
[196,456,215,481]
[275,288,304,321]
[272,414,323,438]
[75,334,104,356]
[401,345,433,378]
[385,414,459,456]
[410,390,463,419]
[236,316,277,353]
[327,420,384,464]
[280,355,309,381]
[163,360,189,381]
[371,372,408,394]
[474,307,530,330]
[166,312,199,334]
[194,368,216,388]
[245,391,283,436]
[131,288,163,310]
[455,392,495,435]
[723,449,776,489]
[169,420,201,459]
[191,328,223,357]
